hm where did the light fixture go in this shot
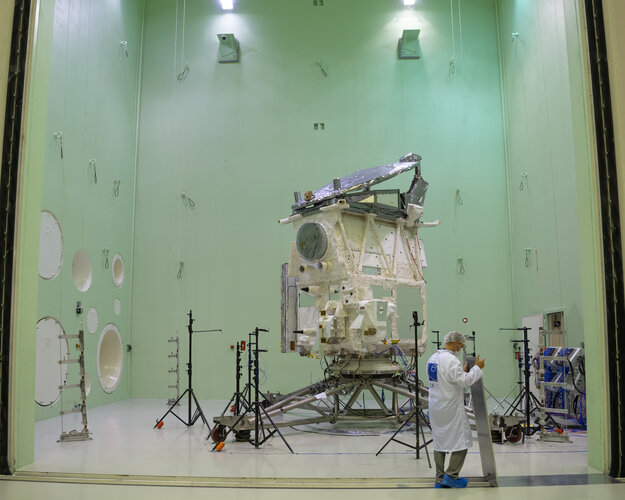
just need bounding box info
[220,0,234,10]
[403,0,417,6]
[217,33,240,63]
[398,29,421,59]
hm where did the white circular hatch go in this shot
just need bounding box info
[97,324,123,393]
[35,317,69,406]
[87,306,99,334]
[39,211,63,280]
[111,253,125,287]
[72,249,92,292]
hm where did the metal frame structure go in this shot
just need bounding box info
[0,0,31,475]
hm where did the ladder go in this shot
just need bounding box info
[58,329,91,442]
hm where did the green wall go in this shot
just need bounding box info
[498,0,584,344]
[34,0,144,421]
[130,0,514,401]
[496,0,606,469]
[16,0,607,472]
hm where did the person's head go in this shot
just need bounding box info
[443,331,466,353]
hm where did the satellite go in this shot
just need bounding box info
[280,153,439,375]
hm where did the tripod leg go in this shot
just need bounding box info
[154,389,190,427]
[375,410,416,456]
[189,389,211,432]
[492,384,519,414]
[258,400,294,453]
[505,390,524,416]
[419,413,432,468]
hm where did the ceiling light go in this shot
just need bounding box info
[220,0,234,10]
[403,0,417,6]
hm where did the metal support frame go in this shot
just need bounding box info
[583,0,625,478]
[167,336,180,406]
[58,330,91,442]
[0,0,31,474]
[214,371,428,432]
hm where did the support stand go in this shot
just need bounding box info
[211,328,294,453]
[376,311,431,467]
[490,344,523,415]
[464,331,502,410]
[500,327,557,442]
[431,330,441,350]
[211,341,253,442]
[154,310,221,431]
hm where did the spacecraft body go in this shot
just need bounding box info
[280,154,438,369]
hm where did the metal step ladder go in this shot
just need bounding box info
[167,336,180,405]
[58,329,91,442]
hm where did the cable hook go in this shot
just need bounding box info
[520,172,528,191]
[177,63,191,81]
[180,192,195,209]
[113,178,121,197]
[121,41,128,58]
[54,131,64,159]
[457,258,465,276]
[455,188,463,206]
[103,248,110,269]
[177,261,184,279]
[315,62,328,77]
[89,159,97,184]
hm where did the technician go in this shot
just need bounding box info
[427,331,485,489]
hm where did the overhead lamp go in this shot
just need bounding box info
[403,0,417,6]
[220,0,234,10]
[397,29,421,59]
[217,33,239,63]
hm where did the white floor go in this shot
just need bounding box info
[20,399,593,480]
[3,399,623,500]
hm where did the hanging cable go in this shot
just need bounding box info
[176,0,189,82]
[455,188,463,206]
[103,248,110,269]
[449,0,456,63]
[113,178,121,197]
[457,0,464,70]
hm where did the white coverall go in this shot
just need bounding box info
[426,349,483,452]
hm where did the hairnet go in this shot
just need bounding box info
[443,331,466,347]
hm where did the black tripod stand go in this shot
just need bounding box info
[431,330,442,350]
[211,327,293,453]
[376,311,432,467]
[154,310,221,431]
[500,326,546,442]
[211,340,252,442]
